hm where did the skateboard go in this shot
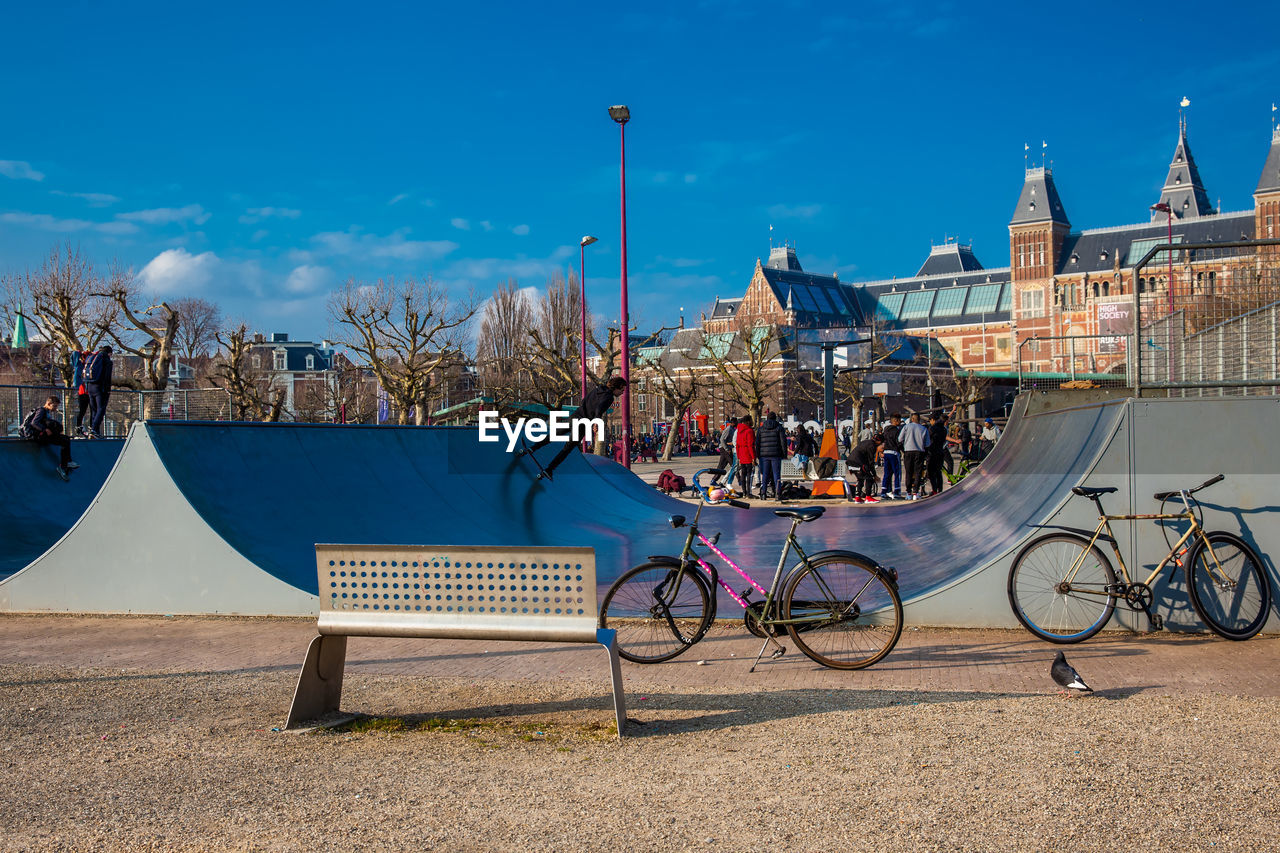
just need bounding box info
[518,437,552,482]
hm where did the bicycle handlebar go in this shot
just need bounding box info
[691,468,750,508]
[1153,473,1224,502]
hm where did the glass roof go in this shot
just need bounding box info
[931,287,967,317]
[900,290,935,320]
[965,284,1001,314]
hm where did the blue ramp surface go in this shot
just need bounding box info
[142,397,1119,601]
[0,438,124,577]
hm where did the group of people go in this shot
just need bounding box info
[846,412,1001,503]
[710,411,792,499]
[18,346,115,482]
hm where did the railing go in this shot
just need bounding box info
[1015,334,1132,394]
[1,385,234,437]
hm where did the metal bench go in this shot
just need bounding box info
[781,459,848,480]
[285,544,627,737]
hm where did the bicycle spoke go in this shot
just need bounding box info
[600,563,711,663]
[783,556,903,669]
[1009,535,1116,643]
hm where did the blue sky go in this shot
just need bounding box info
[2,0,1279,345]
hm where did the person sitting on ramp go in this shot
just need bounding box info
[521,375,627,482]
[20,396,81,481]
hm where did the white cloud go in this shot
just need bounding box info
[0,160,44,181]
[250,229,270,242]
[137,248,220,295]
[0,211,139,235]
[118,204,211,226]
[512,224,530,236]
[442,246,575,286]
[283,264,333,295]
[479,220,493,231]
[293,227,459,263]
[767,203,824,220]
[51,190,120,206]
[451,217,471,230]
[238,206,302,224]
[388,193,409,206]
[684,174,698,184]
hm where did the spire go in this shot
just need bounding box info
[785,286,794,312]
[1010,166,1070,228]
[11,308,28,350]
[1255,122,1280,197]
[1153,106,1214,220]
[765,243,803,271]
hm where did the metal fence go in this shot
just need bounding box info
[2,386,234,437]
[1133,239,1280,396]
[1016,334,1133,394]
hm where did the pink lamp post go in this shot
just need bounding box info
[579,235,598,398]
[1150,202,1174,314]
[608,104,632,469]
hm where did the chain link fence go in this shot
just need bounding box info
[1016,334,1133,394]
[1134,239,1280,396]
[2,386,234,437]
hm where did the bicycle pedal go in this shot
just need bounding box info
[770,646,786,659]
[1150,614,1164,631]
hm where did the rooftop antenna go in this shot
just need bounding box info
[1041,140,1047,169]
[1023,142,1029,170]
[1180,96,1191,137]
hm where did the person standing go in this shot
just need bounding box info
[754,411,786,500]
[858,417,875,443]
[979,417,1002,458]
[900,412,931,500]
[713,418,738,487]
[83,345,114,438]
[21,396,80,480]
[880,413,903,499]
[926,413,950,496]
[70,350,92,437]
[734,414,757,498]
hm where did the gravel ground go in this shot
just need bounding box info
[2,662,1278,852]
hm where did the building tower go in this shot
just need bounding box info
[1255,124,1280,241]
[1152,113,1215,221]
[1009,165,1071,343]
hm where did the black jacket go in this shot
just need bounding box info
[85,351,113,390]
[882,423,902,453]
[579,384,616,420]
[792,428,815,457]
[26,407,60,436]
[754,419,787,459]
[928,423,949,457]
[848,438,879,469]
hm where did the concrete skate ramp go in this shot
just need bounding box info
[0,438,123,577]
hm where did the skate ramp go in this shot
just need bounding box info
[0,438,123,577]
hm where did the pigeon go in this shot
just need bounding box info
[1050,651,1093,696]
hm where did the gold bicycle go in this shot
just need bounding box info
[1008,475,1272,643]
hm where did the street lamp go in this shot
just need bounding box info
[609,104,632,469]
[579,235,598,398]
[1150,202,1174,315]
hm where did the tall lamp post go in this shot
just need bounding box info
[579,235,598,398]
[608,104,632,469]
[1150,202,1174,315]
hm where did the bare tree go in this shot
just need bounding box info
[700,318,793,423]
[98,264,179,399]
[474,278,534,413]
[649,356,701,461]
[2,243,117,385]
[328,276,476,425]
[210,324,286,421]
[170,297,222,359]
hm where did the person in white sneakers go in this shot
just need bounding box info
[20,396,80,481]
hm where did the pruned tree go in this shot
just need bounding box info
[98,263,180,399]
[1,242,117,386]
[649,354,701,461]
[700,318,793,424]
[328,276,476,425]
[474,278,535,414]
[210,323,287,421]
[525,271,625,411]
[170,297,222,359]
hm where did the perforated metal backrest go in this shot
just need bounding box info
[315,544,599,643]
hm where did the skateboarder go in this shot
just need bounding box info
[522,376,627,482]
[21,396,80,481]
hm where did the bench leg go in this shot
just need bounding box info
[285,634,348,729]
[596,628,627,738]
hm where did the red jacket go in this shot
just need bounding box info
[735,425,757,464]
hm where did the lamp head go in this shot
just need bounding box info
[608,105,631,124]
[1150,202,1172,213]
[581,235,598,247]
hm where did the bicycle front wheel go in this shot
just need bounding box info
[1008,534,1117,643]
[1186,532,1271,640]
[599,562,712,663]
[781,554,903,670]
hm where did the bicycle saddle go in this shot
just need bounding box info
[1071,486,1117,497]
[774,507,826,522]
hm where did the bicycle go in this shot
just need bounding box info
[943,455,978,487]
[1008,474,1272,643]
[599,468,904,671]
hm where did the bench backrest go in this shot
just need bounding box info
[315,544,600,643]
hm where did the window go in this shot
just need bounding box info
[252,354,262,369]
[900,290,935,320]
[305,354,315,371]
[931,288,966,317]
[637,377,646,391]
[273,350,287,371]
[1018,246,1025,268]
[1020,288,1045,317]
[1092,282,1100,299]
[1039,242,1045,266]
[638,396,646,412]
[1267,215,1274,238]
[965,284,1001,314]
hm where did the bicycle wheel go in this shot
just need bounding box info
[1008,534,1117,643]
[1186,532,1271,640]
[781,554,903,670]
[599,562,713,663]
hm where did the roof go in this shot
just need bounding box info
[1256,127,1280,196]
[765,246,803,271]
[1010,167,1070,228]
[252,340,334,372]
[760,266,864,327]
[1057,211,1254,275]
[1153,122,1214,220]
[709,297,742,320]
[915,242,985,277]
[853,268,1013,330]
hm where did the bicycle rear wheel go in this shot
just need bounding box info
[599,562,713,663]
[1008,534,1117,643]
[781,554,903,670]
[1186,532,1271,640]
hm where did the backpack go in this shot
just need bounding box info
[813,457,837,479]
[84,351,104,383]
[656,469,687,494]
[19,408,41,440]
[779,482,811,500]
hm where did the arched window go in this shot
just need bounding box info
[1207,271,1216,295]
[1138,278,1146,293]
[1092,281,1100,299]
[1102,280,1111,297]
